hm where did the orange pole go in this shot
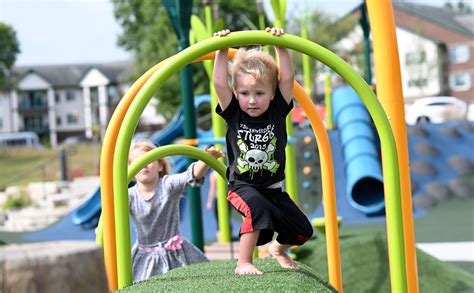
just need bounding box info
[293,82,342,292]
[366,1,419,292]
[100,52,222,290]
[100,61,164,290]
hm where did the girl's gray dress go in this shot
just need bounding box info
[129,164,209,283]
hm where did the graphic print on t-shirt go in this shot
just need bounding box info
[236,123,280,179]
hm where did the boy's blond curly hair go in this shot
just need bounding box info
[129,139,170,177]
[229,48,279,92]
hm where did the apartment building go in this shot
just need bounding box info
[0,60,165,147]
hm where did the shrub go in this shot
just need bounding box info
[2,192,32,210]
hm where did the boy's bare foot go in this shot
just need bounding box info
[235,263,263,275]
[268,241,299,269]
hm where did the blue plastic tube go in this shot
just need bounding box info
[332,85,385,215]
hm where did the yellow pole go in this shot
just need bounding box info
[324,73,334,130]
[366,1,419,292]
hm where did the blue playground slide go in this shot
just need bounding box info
[331,86,385,215]
[71,187,101,228]
[72,95,213,228]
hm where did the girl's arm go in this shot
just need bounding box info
[192,146,224,180]
[163,147,223,196]
[213,29,233,111]
[206,171,217,209]
[266,27,295,104]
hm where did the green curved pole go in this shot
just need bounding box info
[127,145,226,182]
[113,31,405,290]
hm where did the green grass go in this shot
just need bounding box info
[0,143,101,190]
[296,232,474,293]
[122,195,473,292]
[121,231,474,292]
[452,262,474,275]
[341,198,474,243]
[121,258,337,292]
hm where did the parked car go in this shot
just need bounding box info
[405,96,468,125]
[468,104,474,121]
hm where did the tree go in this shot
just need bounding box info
[112,0,261,120]
[444,0,473,14]
[0,23,20,91]
[287,10,358,101]
[404,39,438,97]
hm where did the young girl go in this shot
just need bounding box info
[128,139,224,283]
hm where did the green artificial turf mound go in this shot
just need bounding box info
[120,258,337,292]
[296,232,474,292]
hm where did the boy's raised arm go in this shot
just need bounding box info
[265,27,294,105]
[213,30,233,111]
[276,46,295,105]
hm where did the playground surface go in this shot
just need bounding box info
[123,196,474,292]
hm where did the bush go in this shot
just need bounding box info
[2,192,32,210]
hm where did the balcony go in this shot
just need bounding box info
[17,103,49,113]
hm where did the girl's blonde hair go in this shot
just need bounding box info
[129,139,170,177]
[229,48,279,91]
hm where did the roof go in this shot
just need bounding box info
[392,2,474,38]
[455,14,474,32]
[13,60,134,87]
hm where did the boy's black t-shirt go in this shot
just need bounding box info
[216,88,293,188]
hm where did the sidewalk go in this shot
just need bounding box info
[417,241,474,262]
[204,241,239,261]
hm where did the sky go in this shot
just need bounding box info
[0,0,469,66]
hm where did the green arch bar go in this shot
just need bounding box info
[113,31,406,291]
[127,145,226,183]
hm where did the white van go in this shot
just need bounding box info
[0,132,43,149]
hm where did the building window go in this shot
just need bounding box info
[405,51,426,65]
[449,72,471,91]
[0,118,3,129]
[23,116,45,131]
[66,90,75,101]
[20,91,47,108]
[67,113,78,125]
[56,116,62,126]
[55,92,61,103]
[448,45,470,63]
